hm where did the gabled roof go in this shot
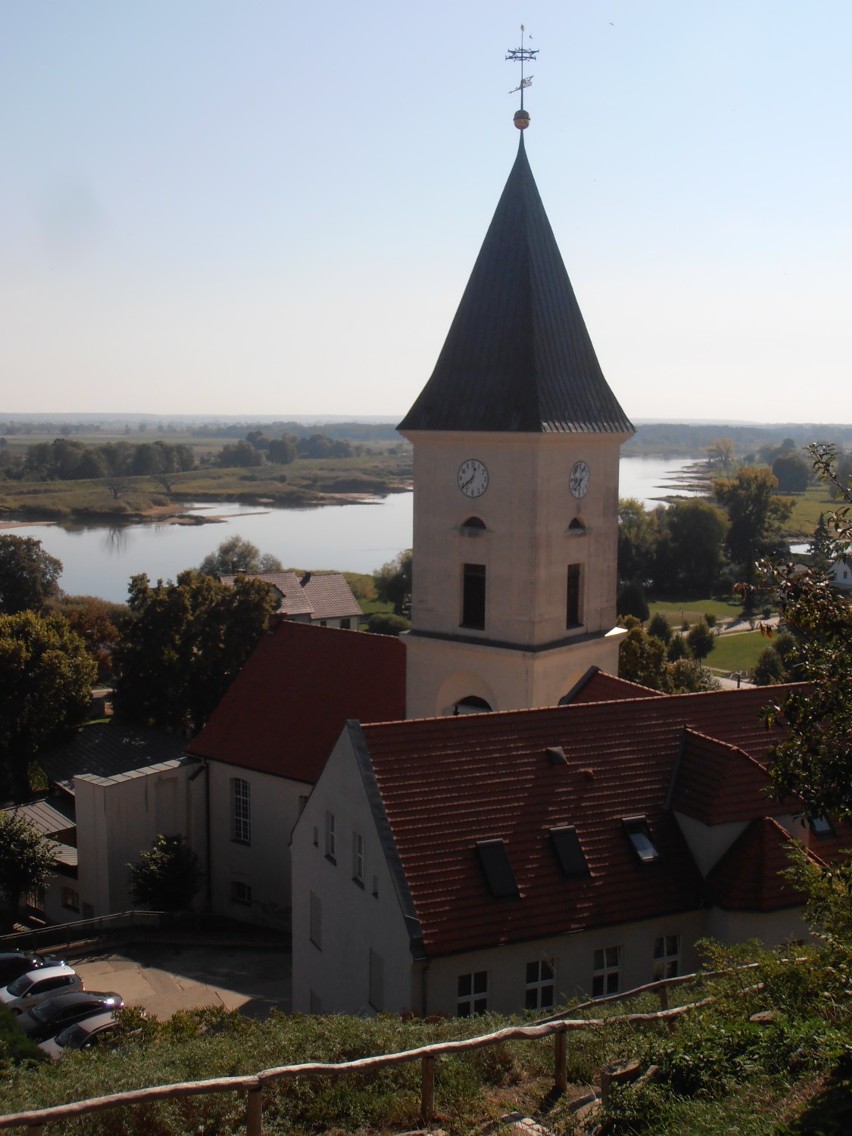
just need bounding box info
[705,818,812,912]
[671,729,774,824]
[398,136,634,437]
[187,621,405,782]
[221,572,314,617]
[563,666,661,705]
[299,572,362,621]
[356,685,804,956]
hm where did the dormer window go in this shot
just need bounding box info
[476,839,519,898]
[549,825,590,878]
[623,816,660,864]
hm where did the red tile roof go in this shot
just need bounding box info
[564,667,661,704]
[221,572,314,617]
[187,622,405,782]
[299,572,362,621]
[671,729,775,824]
[705,818,812,912]
[357,685,807,956]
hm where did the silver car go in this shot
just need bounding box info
[39,1011,119,1060]
[0,965,82,1013]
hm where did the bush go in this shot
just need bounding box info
[366,613,410,636]
[647,612,672,644]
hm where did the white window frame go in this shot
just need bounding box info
[232,777,251,845]
[592,945,621,998]
[525,959,555,1010]
[457,970,488,1017]
[325,811,336,861]
[653,935,680,980]
[230,880,252,907]
[353,831,365,884]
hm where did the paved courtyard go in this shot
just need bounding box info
[71,942,292,1020]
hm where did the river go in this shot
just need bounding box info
[4,456,702,603]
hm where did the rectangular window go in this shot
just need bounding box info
[566,563,582,628]
[340,618,351,630]
[61,887,80,913]
[653,935,680,980]
[353,832,365,884]
[592,946,621,998]
[230,880,252,906]
[309,890,322,949]
[525,959,555,1011]
[457,970,488,1016]
[232,777,251,845]
[461,563,486,629]
[623,816,660,863]
[325,811,336,861]
[368,948,384,1011]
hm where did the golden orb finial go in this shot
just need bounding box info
[513,109,530,130]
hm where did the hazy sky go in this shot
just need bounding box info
[2,2,850,424]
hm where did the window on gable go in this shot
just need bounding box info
[623,816,660,863]
[592,946,621,998]
[549,825,590,878]
[457,970,488,1016]
[461,563,486,629]
[325,810,336,861]
[61,887,80,913]
[653,935,680,980]
[353,832,365,884]
[476,839,519,898]
[525,959,555,1010]
[566,563,583,628]
[232,777,251,845]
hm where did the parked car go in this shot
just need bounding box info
[0,951,65,988]
[39,1011,121,1060]
[16,991,124,1042]
[0,966,82,1013]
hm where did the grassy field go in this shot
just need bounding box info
[705,629,768,675]
[647,598,748,626]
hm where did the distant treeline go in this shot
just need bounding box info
[625,422,852,457]
[191,420,402,443]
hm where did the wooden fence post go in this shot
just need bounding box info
[420,1055,436,1122]
[600,1059,641,1107]
[553,1028,567,1092]
[657,983,669,1011]
[246,1086,263,1136]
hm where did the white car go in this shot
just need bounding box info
[0,965,82,1013]
[39,1010,119,1060]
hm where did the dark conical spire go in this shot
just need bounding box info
[399,137,634,435]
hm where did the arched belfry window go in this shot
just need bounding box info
[453,696,492,715]
[568,517,586,534]
[460,516,488,534]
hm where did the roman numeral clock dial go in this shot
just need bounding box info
[457,459,489,498]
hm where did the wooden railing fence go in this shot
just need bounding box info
[0,971,754,1136]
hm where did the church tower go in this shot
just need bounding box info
[399,117,635,718]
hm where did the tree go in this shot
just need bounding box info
[48,594,127,682]
[647,612,672,644]
[373,550,412,616]
[128,834,201,912]
[0,611,96,800]
[618,617,668,690]
[366,612,410,636]
[772,452,809,493]
[198,536,283,577]
[763,443,852,817]
[714,467,794,591]
[660,499,728,597]
[617,498,657,584]
[0,535,63,614]
[0,812,57,930]
[686,619,715,661]
[113,571,278,733]
[616,580,649,622]
[705,438,736,471]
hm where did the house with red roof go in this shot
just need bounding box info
[290,680,848,1016]
[186,620,405,926]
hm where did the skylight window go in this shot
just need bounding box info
[810,815,834,837]
[623,816,660,864]
[476,839,519,899]
[549,825,590,878]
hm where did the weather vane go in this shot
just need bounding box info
[506,24,538,129]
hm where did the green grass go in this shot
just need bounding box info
[705,629,770,675]
[648,598,746,626]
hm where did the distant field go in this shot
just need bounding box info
[705,629,769,675]
[647,598,747,626]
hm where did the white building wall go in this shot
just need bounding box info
[291,729,415,1015]
[705,906,811,947]
[674,813,749,876]
[74,761,203,917]
[207,760,308,928]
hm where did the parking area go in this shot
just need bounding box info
[70,943,292,1020]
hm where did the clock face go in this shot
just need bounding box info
[569,460,591,499]
[457,458,489,498]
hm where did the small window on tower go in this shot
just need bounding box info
[461,563,486,629]
[566,563,583,628]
